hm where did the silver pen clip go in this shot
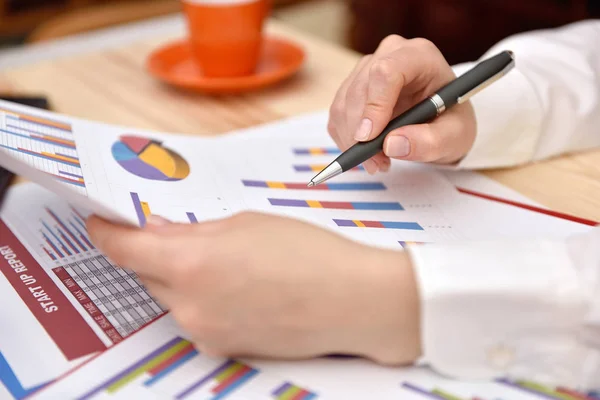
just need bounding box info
[457,51,516,104]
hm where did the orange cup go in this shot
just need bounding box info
[181,0,271,77]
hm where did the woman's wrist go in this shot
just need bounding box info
[345,247,422,365]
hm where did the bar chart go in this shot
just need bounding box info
[0,106,86,194]
[271,382,317,400]
[402,382,473,400]
[498,379,600,400]
[334,219,423,231]
[293,164,364,172]
[269,198,403,211]
[292,147,341,156]
[243,180,386,191]
[401,379,600,400]
[77,336,265,400]
[130,192,200,226]
[40,206,94,260]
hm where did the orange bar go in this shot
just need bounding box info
[0,107,72,131]
[41,152,80,165]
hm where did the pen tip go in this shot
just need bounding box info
[307,181,315,187]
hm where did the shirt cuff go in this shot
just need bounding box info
[407,239,587,382]
[446,53,544,170]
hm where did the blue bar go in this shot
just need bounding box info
[352,201,403,210]
[241,180,269,188]
[144,350,198,387]
[59,230,79,254]
[187,213,198,223]
[0,352,49,399]
[210,369,259,400]
[42,232,64,258]
[381,221,423,230]
[47,209,87,252]
[42,221,72,256]
[269,199,308,207]
[293,165,312,172]
[304,394,318,400]
[59,170,83,179]
[326,182,386,191]
[56,175,85,188]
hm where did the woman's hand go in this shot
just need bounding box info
[87,212,421,365]
[328,35,477,173]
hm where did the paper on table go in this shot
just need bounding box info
[30,313,597,400]
[0,99,470,250]
[0,103,136,226]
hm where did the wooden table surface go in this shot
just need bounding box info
[1,16,599,222]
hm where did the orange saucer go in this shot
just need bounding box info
[146,36,305,94]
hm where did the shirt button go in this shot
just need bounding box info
[487,344,515,369]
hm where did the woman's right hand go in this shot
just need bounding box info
[327,35,477,174]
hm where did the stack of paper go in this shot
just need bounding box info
[0,100,594,399]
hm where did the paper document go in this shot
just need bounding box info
[0,100,594,399]
[0,100,481,249]
[31,314,599,400]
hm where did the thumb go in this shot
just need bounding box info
[382,110,474,163]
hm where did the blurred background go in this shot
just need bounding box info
[0,0,599,64]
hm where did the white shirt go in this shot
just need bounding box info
[409,19,600,391]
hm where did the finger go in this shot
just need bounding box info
[346,36,408,144]
[87,216,183,278]
[382,106,475,163]
[360,40,454,143]
[328,55,372,150]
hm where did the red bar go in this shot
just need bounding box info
[556,388,596,400]
[0,220,106,360]
[291,389,311,400]
[320,201,354,210]
[284,183,309,190]
[456,187,598,227]
[212,365,252,393]
[53,267,123,344]
[362,220,385,228]
[148,343,195,376]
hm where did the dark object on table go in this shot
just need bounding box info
[348,0,600,65]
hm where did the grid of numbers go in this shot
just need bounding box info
[54,255,166,342]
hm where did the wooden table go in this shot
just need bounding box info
[1,15,599,221]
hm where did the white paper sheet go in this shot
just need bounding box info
[30,314,597,400]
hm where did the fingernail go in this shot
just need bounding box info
[385,136,410,157]
[363,159,378,174]
[146,215,170,227]
[380,159,391,172]
[354,118,372,141]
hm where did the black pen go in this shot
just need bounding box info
[308,50,515,186]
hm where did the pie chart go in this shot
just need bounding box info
[111,135,190,181]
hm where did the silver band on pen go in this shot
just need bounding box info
[429,94,446,115]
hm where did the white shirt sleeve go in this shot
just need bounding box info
[453,19,600,169]
[409,19,600,391]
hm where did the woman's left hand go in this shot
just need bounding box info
[87,212,421,365]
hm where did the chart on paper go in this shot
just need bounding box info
[31,317,321,400]
[125,190,232,227]
[232,140,466,249]
[0,106,86,195]
[1,185,167,342]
